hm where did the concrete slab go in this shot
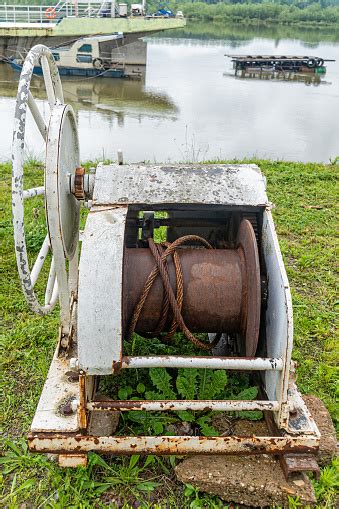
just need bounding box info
[175,418,316,508]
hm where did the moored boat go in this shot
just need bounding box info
[11,34,130,78]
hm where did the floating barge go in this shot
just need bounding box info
[226,55,335,74]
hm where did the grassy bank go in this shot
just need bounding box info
[1,159,338,507]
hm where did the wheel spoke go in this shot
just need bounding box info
[41,55,56,107]
[28,92,47,140]
[45,256,56,305]
[31,234,50,287]
[23,186,44,199]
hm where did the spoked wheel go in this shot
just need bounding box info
[12,45,80,337]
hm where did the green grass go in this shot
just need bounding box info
[0,159,338,508]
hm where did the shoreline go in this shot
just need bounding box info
[183,16,339,29]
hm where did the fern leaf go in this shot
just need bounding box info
[197,369,212,400]
[149,368,176,399]
[211,370,228,398]
[196,416,219,437]
[198,369,227,399]
[234,386,258,400]
[176,410,195,422]
[176,368,198,399]
[127,411,148,423]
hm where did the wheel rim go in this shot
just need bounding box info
[12,45,70,317]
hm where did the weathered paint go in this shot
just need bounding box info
[12,44,63,316]
[30,349,79,433]
[45,103,80,334]
[87,399,280,412]
[58,454,88,468]
[23,186,44,199]
[119,356,283,371]
[261,210,293,429]
[28,434,319,456]
[93,164,268,207]
[78,205,128,374]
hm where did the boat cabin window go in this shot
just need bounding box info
[78,44,92,53]
[76,55,93,63]
[52,52,60,61]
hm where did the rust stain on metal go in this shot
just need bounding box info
[28,433,319,456]
[112,360,123,373]
[78,375,87,430]
[58,454,88,468]
[73,167,85,200]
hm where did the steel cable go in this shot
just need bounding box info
[128,235,221,351]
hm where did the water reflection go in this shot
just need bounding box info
[225,69,330,86]
[0,65,178,123]
[156,21,339,45]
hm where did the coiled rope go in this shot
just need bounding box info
[128,235,221,351]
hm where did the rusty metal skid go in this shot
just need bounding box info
[29,343,319,456]
[12,46,320,469]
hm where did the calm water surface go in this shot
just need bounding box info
[0,23,338,163]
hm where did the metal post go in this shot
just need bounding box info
[117,149,123,165]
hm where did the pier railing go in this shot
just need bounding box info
[0,2,112,24]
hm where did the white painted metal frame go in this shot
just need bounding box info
[262,209,294,429]
[118,356,283,370]
[93,163,268,207]
[78,206,128,374]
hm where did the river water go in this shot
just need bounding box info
[0,22,338,163]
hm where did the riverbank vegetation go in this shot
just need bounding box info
[10,0,339,27]
[157,19,339,43]
[177,1,339,27]
[1,159,337,507]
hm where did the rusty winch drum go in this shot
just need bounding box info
[124,219,261,356]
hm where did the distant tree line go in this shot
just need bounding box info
[175,0,339,25]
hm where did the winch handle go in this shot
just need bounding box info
[12,45,78,329]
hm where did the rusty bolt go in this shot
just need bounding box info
[59,399,79,416]
[60,402,74,416]
[65,371,80,382]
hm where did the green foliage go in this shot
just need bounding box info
[178,1,339,26]
[184,484,225,508]
[198,369,228,399]
[149,367,177,399]
[313,457,339,507]
[176,368,199,399]
[119,367,259,436]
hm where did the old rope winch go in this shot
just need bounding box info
[12,45,320,474]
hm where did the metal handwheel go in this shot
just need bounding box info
[12,45,80,334]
